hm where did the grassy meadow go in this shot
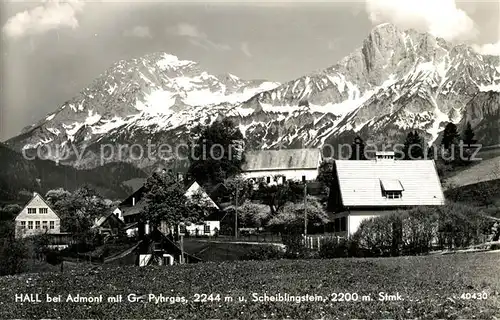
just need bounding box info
[0,252,499,319]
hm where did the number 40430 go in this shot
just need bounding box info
[460,292,488,300]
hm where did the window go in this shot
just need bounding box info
[385,191,402,199]
[39,208,48,214]
[380,179,403,199]
[266,176,271,184]
[20,221,26,229]
[49,221,55,230]
[35,221,41,229]
[42,221,48,230]
[204,224,210,234]
[340,217,347,232]
[334,217,347,233]
[27,208,36,214]
[302,175,306,183]
[28,221,33,229]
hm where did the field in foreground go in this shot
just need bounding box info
[1,253,499,319]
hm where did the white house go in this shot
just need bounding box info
[15,192,61,238]
[329,151,445,237]
[242,148,323,186]
[167,181,221,236]
[119,180,221,237]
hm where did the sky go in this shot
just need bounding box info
[0,0,499,141]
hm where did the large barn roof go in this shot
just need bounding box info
[242,148,322,172]
[335,160,445,207]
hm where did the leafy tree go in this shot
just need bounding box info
[45,188,72,208]
[401,131,424,160]
[317,160,335,188]
[223,175,253,205]
[141,172,206,229]
[267,196,329,233]
[234,201,270,229]
[253,181,304,215]
[0,204,22,221]
[349,135,366,160]
[50,186,108,238]
[188,118,246,186]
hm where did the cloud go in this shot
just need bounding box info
[365,0,478,41]
[240,42,252,57]
[167,22,231,51]
[2,0,85,39]
[473,41,500,56]
[123,25,152,39]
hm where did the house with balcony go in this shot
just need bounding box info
[328,151,445,237]
[241,148,323,186]
[14,192,61,238]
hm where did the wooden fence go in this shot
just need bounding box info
[302,234,344,251]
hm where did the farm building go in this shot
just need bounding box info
[328,151,445,237]
[242,148,323,186]
[14,192,61,238]
[92,209,126,236]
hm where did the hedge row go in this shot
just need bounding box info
[319,203,492,259]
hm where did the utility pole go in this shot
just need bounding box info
[304,182,307,236]
[180,234,184,264]
[235,186,239,239]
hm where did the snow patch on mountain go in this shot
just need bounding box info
[479,83,500,92]
[135,90,176,115]
[46,127,60,136]
[156,53,195,70]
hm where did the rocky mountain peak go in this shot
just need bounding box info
[6,25,500,169]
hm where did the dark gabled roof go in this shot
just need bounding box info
[242,148,322,171]
[119,186,146,207]
[122,201,147,217]
[210,182,229,196]
[94,209,126,228]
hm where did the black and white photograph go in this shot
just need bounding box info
[0,0,499,318]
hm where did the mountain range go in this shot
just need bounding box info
[4,23,500,172]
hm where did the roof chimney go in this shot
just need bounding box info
[375,151,395,161]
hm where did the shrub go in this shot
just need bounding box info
[354,202,492,257]
[401,207,439,255]
[45,250,63,265]
[318,237,361,258]
[240,245,284,261]
[354,213,404,257]
[435,202,491,249]
[0,237,27,276]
